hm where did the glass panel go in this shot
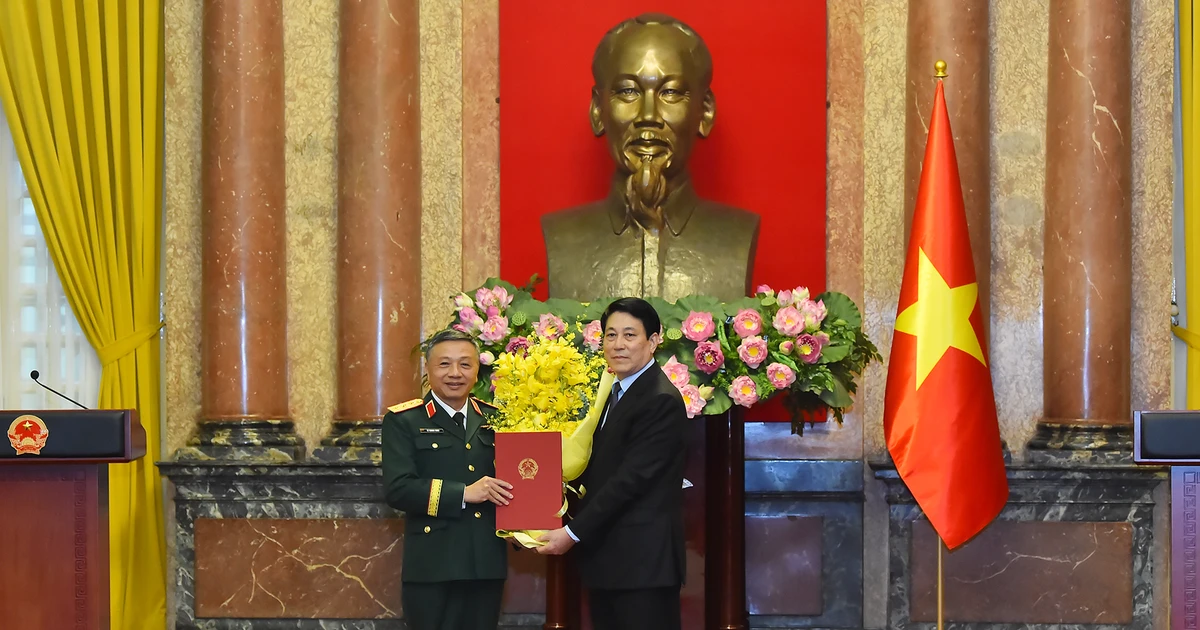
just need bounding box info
[22,391,40,410]
[20,304,37,332]
[20,198,35,236]
[18,245,36,284]
[19,345,37,374]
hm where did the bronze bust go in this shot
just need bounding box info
[541,13,759,303]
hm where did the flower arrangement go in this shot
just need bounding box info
[487,333,608,434]
[445,278,880,435]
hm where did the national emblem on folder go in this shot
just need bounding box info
[518,457,539,480]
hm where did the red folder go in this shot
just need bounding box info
[494,431,563,531]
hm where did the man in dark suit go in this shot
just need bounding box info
[382,328,515,630]
[535,298,689,630]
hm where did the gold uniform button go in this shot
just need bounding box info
[423,526,431,533]
[432,443,439,449]
[465,443,472,450]
[468,465,476,472]
[474,512,482,519]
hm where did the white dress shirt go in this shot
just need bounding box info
[430,392,470,508]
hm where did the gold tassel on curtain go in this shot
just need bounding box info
[1179,1,1200,406]
[0,1,166,629]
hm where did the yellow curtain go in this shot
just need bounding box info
[0,2,166,629]
[1179,1,1200,406]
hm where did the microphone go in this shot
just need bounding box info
[30,370,89,410]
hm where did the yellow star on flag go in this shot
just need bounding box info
[894,248,986,388]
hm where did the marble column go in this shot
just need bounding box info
[180,0,302,461]
[903,0,992,339]
[1031,0,1133,460]
[313,0,423,462]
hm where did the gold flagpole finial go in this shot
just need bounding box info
[934,60,948,78]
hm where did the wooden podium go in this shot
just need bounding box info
[0,409,145,630]
[1133,409,1200,629]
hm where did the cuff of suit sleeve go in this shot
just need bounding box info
[564,525,579,543]
[428,479,465,518]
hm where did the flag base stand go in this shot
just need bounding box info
[1026,421,1133,466]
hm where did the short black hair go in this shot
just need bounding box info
[600,297,662,338]
[423,328,479,360]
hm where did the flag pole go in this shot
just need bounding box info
[937,535,944,630]
[931,59,948,630]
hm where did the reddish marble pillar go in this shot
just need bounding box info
[315,0,422,460]
[190,0,300,459]
[903,0,991,339]
[1034,0,1133,454]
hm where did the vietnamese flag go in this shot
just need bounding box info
[883,79,1008,550]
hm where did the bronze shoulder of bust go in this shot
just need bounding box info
[541,13,759,302]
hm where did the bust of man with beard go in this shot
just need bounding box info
[541,13,759,303]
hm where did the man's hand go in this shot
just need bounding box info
[535,528,576,555]
[465,476,513,505]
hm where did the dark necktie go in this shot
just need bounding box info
[600,381,623,430]
[452,411,466,430]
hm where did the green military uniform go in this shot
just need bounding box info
[382,393,508,630]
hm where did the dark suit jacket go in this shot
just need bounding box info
[569,365,689,590]
[381,394,508,583]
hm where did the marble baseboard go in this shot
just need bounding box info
[160,458,866,629]
[746,459,865,628]
[873,463,1167,629]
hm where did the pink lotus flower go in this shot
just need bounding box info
[679,384,707,418]
[777,289,793,306]
[535,313,567,339]
[582,320,603,351]
[476,287,498,309]
[479,316,510,343]
[505,336,531,356]
[798,299,828,332]
[485,306,500,319]
[459,307,483,331]
[732,309,763,338]
[453,294,474,311]
[662,356,690,388]
[755,284,774,296]
[452,323,469,333]
[773,306,805,336]
[737,336,769,369]
[479,351,495,365]
[780,339,795,354]
[729,376,758,408]
[792,287,811,303]
[474,286,513,310]
[492,286,513,308]
[682,311,716,342]
[694,341,725,374]
[795,334,825,364]
[766,363,796,389]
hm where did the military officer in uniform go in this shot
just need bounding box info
[382,328,514,630]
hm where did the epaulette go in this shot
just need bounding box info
[387,398,424,413]
[472,396,497,408]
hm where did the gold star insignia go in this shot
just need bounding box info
[22,421,32,430]
[894,248,986,388]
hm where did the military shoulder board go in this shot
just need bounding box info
[387,398,424,413]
